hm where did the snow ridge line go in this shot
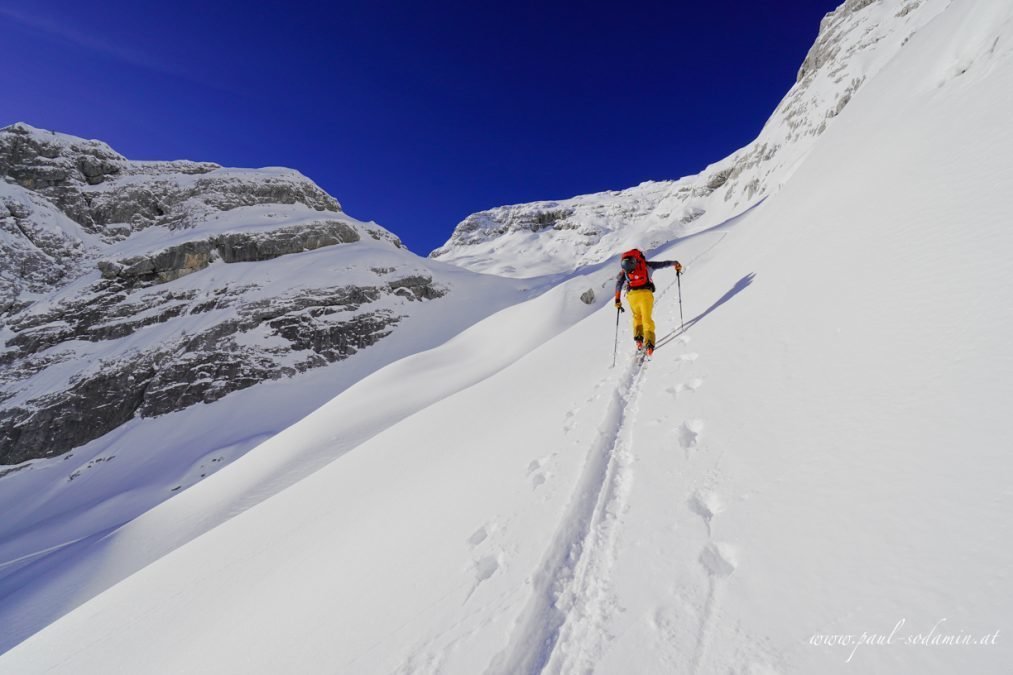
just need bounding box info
[0,535,90,572]
[487,354,648,675]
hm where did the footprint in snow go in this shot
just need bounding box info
[563,410,578,433]
[527,456,555,488]
[679,419,705,450]
[699,542,737,578]
[665,377,705,398]
[474,554,499,582]
[683,377,704,391]
[467,526,489,548]
[689,490,723,535]
[464,553,502,603]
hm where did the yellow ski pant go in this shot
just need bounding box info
[627,289,656,345]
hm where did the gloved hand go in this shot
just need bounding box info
[674,261,683,273]
[614,296,625,312]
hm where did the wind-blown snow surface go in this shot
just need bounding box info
[4,0,1013,673]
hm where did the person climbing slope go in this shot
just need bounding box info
[614,248,683,357]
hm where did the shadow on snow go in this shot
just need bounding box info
[656,272,756,351]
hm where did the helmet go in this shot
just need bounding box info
[621,256,637,273]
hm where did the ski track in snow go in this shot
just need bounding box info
[374,248,747,675]
[488,349,649,675]
[541,363,645,675]
[488,271,751,675]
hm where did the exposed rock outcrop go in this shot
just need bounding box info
[96,220,362,286]
[0,123,339,241]
[0,272,447,463]
[0,124,448,465]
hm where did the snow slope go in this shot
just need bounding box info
[2,125,582,651]
[3,0,1012,673]
[0,259,600,654]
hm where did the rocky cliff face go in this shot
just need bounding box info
[429,0,950,278]
[0,123,448,465]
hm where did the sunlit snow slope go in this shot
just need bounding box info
[3,0,1013,673]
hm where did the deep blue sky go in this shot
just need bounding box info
[1,1,841,254]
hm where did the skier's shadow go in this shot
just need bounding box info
[655,272,755,351]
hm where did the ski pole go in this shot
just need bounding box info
[677,271,685,330]
[611,306,621,367]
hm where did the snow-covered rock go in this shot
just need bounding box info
[430,0,950,277]
[0,122,560,474]
[0,123,453,464]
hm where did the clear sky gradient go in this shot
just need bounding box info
[1,1,841,254]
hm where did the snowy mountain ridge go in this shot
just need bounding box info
[430,0,949,277]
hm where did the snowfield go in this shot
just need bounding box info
[3,0,1013,673]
